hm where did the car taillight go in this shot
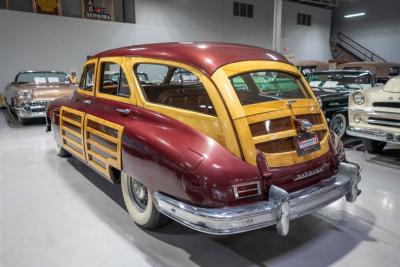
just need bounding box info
[232,181,261,199]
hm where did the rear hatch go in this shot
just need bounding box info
[227,68,332,192]
[237,99,329,168]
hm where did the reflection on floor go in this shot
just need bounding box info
[1,109,400,267]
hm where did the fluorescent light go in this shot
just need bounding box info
[344,12,366,18]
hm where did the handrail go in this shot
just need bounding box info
[335,32,386,62]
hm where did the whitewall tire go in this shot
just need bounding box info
[329,113,347,138]
[51,122,70,157]
[121,172,168,229]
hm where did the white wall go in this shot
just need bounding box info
[281,1,332,61]
[134,0,274,47]
[0,0,333,89]
[0,9,136,89]
[332,0,400,63]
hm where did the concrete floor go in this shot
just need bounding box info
[1,109,400,267]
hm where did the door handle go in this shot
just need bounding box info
[82,99,91,105]
[116,108,131,115]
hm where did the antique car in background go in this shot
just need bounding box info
[46,42,361,236]
[4,71,75,125]
[293,60,329,76]
[347,76,400,153]
[338,61,400,84]
[307,70,376,138]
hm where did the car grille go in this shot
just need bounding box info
[368,117,400,128]
[29,100,50,112]
[373,102,400,109]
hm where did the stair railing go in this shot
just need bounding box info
[335,32,386,62]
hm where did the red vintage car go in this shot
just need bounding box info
[46,42,361,236]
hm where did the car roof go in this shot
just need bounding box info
[92,42,291,76]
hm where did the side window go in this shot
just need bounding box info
[79,64,95,91]
[231,76,249,92]
[99,62,131,98]
[135,64,216,116]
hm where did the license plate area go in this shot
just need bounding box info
[295,132,320,156]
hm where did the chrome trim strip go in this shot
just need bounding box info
[350,108,400,117]
[153,162,361,236]
[346,126,400,144]
[367,119,400,127]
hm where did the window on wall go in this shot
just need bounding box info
[233,2,253,18]
[134,64,216,116]
[99,62,131,98]
[297,13,312,26]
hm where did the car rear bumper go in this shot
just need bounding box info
[153,161,361,236]
[347,126,400,144]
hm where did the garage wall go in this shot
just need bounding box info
[281,1,332,61]
[134,0,274,48]
[0,9,136,89]
[332,0,400,63]
[0,0,333,89]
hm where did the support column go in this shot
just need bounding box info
[272,0,283,53]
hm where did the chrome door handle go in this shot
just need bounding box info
[82,99,91,105]
[116,108,131,115]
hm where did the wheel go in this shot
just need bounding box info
[121,172,168,229]
[362,139,386,154]
[329,113,347,138]
[17,116,27,125]
[51,122,71,157]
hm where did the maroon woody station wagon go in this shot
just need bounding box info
[46,42,361,236]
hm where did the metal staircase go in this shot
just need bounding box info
[331,32,386,62]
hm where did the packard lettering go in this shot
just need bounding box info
[294,165,325,181]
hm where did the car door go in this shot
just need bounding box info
[59,59,97,163]
[81,57,135,181]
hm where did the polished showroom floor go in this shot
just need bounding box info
[1,109,400,267]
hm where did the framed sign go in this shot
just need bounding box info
[0,0,9,9]
[32,0,62,16]
[81,0,114,21]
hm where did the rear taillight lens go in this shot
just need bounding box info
[232,181,261,199]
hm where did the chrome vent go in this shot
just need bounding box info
[232,181,261,199]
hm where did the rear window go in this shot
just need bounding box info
[230,71,310,105]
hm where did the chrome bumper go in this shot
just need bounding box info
[14,101,50,119]
[153,162,361,236]
[347,126,400,144]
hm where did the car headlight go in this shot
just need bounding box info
[17,90,33,100]
[353,92,365,105]
[316,96,323,108]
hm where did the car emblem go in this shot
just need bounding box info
[294,165,325,181]
[300,119,313,132]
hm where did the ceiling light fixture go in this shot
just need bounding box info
[344,12,366,18]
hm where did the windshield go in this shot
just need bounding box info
[307,72,372,90]
[230,71,310,105]
[15,72,69,85]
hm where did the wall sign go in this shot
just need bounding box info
[81,0,114,21]
[32,0,62,15]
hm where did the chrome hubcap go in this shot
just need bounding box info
[331,117,344,136]
[128,177,148,211]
